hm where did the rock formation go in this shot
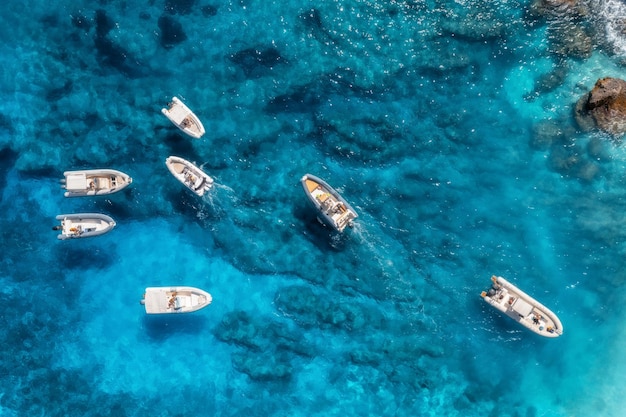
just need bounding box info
[575,77,626,136]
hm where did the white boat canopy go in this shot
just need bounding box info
[167,102,190,124]
[512,298,533,317]
[65,173,88,190]
[143,290,170,314]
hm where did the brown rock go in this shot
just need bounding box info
[549,24,593,59]
[529,0,588,19]
[575,77,626,136]
[528,0,593,60]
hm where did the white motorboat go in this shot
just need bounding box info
[53,213,116,240]
[161,96,205,138]
[165,156,214,196]
[481,275,563,338]
[301,173,358,232]
[140,286,212,314]
[61,169,132,197]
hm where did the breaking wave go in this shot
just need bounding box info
[595,0,626,56]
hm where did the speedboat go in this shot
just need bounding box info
[140,286,212,314]
[165,156,214,196]
[300,173,358,232]
[53,213,116,240]
[481,275,563,338]
[61,169,132,197]
[161,96,205,138]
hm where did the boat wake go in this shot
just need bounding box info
[194,182,243,223]
[350,221,404,273]
[211,182,236,195]
[350,221,421,295]
[350,220,441,331]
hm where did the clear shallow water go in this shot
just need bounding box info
[2,0,626,416]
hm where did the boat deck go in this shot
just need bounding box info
[65,173,89,190]
[142,287,212,314]
[302,174,357,232]
[163,98,205,138]
[63,170,131,197]
[62,218,105,235]
[68,175,116,190]
[490,287,557,333]
[305,178,321,193]
[167,102,190,124]
[482,276,563,337]
[167,157,213,194]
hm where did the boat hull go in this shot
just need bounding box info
[165,156,214,196]
[161,96,205,139]
[55,213,116,240]
[300,173,358,233]
[62,169,132,197]
[481,275,563,338]
[141,286,212,314]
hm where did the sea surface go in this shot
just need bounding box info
[1,0,626,416]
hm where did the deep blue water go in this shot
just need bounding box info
[2,0,626,416]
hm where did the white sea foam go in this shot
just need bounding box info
[596,0,626,56]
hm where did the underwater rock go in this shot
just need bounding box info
[530,119,573,150]
[46,80,73,102]
[298,8,324,33]
[310,109,405,164]
[548,144,600,181]
[94,37,129,71]
[232,352,292,381]
[94,9,114,39]
[274,285,385,332]
[548,24,593,58]
[71,12,91,31]
[548,144,582,173]
[214,311,261,349]
[230,47,285,78]
[528,0,588,19]
[586,137,612,162]
[158,15,187,49]
[266,68,371,114]
[0,114,13,134]
[525,63,568,101]
[575,77,626,136]
[165,0,196,15]
[576,161,600,182]
[440,10,505,41]
[214,310,313,356]
[214,310,312,380]
[350,349,384,367]
[91,10,145,78]
[528,0,592,60]
[297,8,337,46]
[201,5,218,17]
[267,83,322,113]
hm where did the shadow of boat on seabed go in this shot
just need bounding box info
[141,313,208,341]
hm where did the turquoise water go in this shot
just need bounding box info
[2,0,626,416]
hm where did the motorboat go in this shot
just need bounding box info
[53,213,116,240]
[61,169,132,197]
[300,173,358,232]
[481,275,563,338]
[140,286,212,314]
[161,96,205,138]
[165,155,214,196]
